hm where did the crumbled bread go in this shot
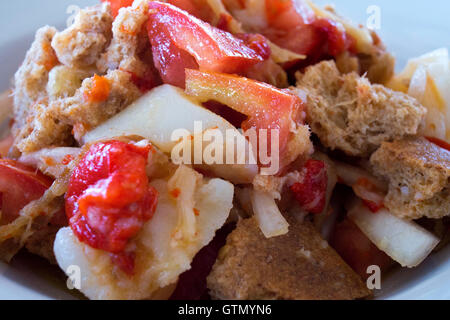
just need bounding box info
[97,0,152,78]
[15,69,141,153]
[13,26,58,131]
[370,138,450,220]
[59,69,141,131]
[47,65,95,100]
[207,216,371,300]
[51,3,113,68]
[12,3,148,154]
[25,224,60,264]
[292,61,426,157]
[14,102,73,153]
[336,40,395,85]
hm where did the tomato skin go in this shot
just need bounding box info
[312,18,353,57]
[66,141,158,260]
[101,0,134,18]
[146,2,266,87]
[426,136,450,152]
[263,0,353,58]
[0,160,53,225]
[362,199,384,213]
[330,218,394,280]
[290,160,328,214]
[185,69,305,164]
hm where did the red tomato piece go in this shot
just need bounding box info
[290,159,328,214]
[235,33,272,61]
[312,18,354,57]
[426,136,450,152]
[330,218,394,280]
[0,134,14,158]
[185,69,305,163]
[65,141,158,270]
[353,178,385,213]
[262,0,353,58]
[0,160,53,225]
[146,1,266,87]
[362,199,384,213]
[101,0,134,18]
[122,68,162,93]
[265,0,315,29]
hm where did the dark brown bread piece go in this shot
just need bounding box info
[207,217,371,300]
[370,138,450,219]
[292,61,426,157]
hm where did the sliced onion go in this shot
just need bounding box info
[19,147,81,178]
[348,200,440,268]
[334,161,387,192]
[251,190,289,238]
[167,165,201,243]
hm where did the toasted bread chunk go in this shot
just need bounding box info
[25,224,60,264]
[13,26,58,132]
[370,138,450,220]
[207,217,371,300]
[12,3,147,154]
[335,41,395,85]
[15,69,141,153]
[292,61,426,157]
[97,0,152,78]
[51,3,113,68]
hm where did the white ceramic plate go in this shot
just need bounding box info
[0,0,449,300]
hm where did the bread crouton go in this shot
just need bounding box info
[207,217,371,300]
[25,224,60,264]
[59,69,141,133]
[97,0,152,78]
[14,102,73,153]
[292,61,426,157]
[51,3,113,68]
[336,38,395,85]
[15,69,141,153]
[370,138,450,220]
[13,26,58,131]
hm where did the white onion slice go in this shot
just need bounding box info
[348,201,440,268]
[334,161,387,191]
[251,190,289,238]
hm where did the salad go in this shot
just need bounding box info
[0,0,448,300]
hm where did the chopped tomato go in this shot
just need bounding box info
[330,218,394,280]
[101,0,134,18]
[353,178,385,213]
[84,74,111,103]
[426,136,450,152]
[0,135,14,158]
[265,0,315,28]
[122,68,161,93]
[235,33,271,60]
[261,0,354,59]
[166,0,214,22]
[290,160,328,214]
[185,69,305,163]
[146,2,266,87]
[0,160,53,225]
[66,141,158,274]
[362,199,384,213]
[216,13,233,32]
[312,18,354,57]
